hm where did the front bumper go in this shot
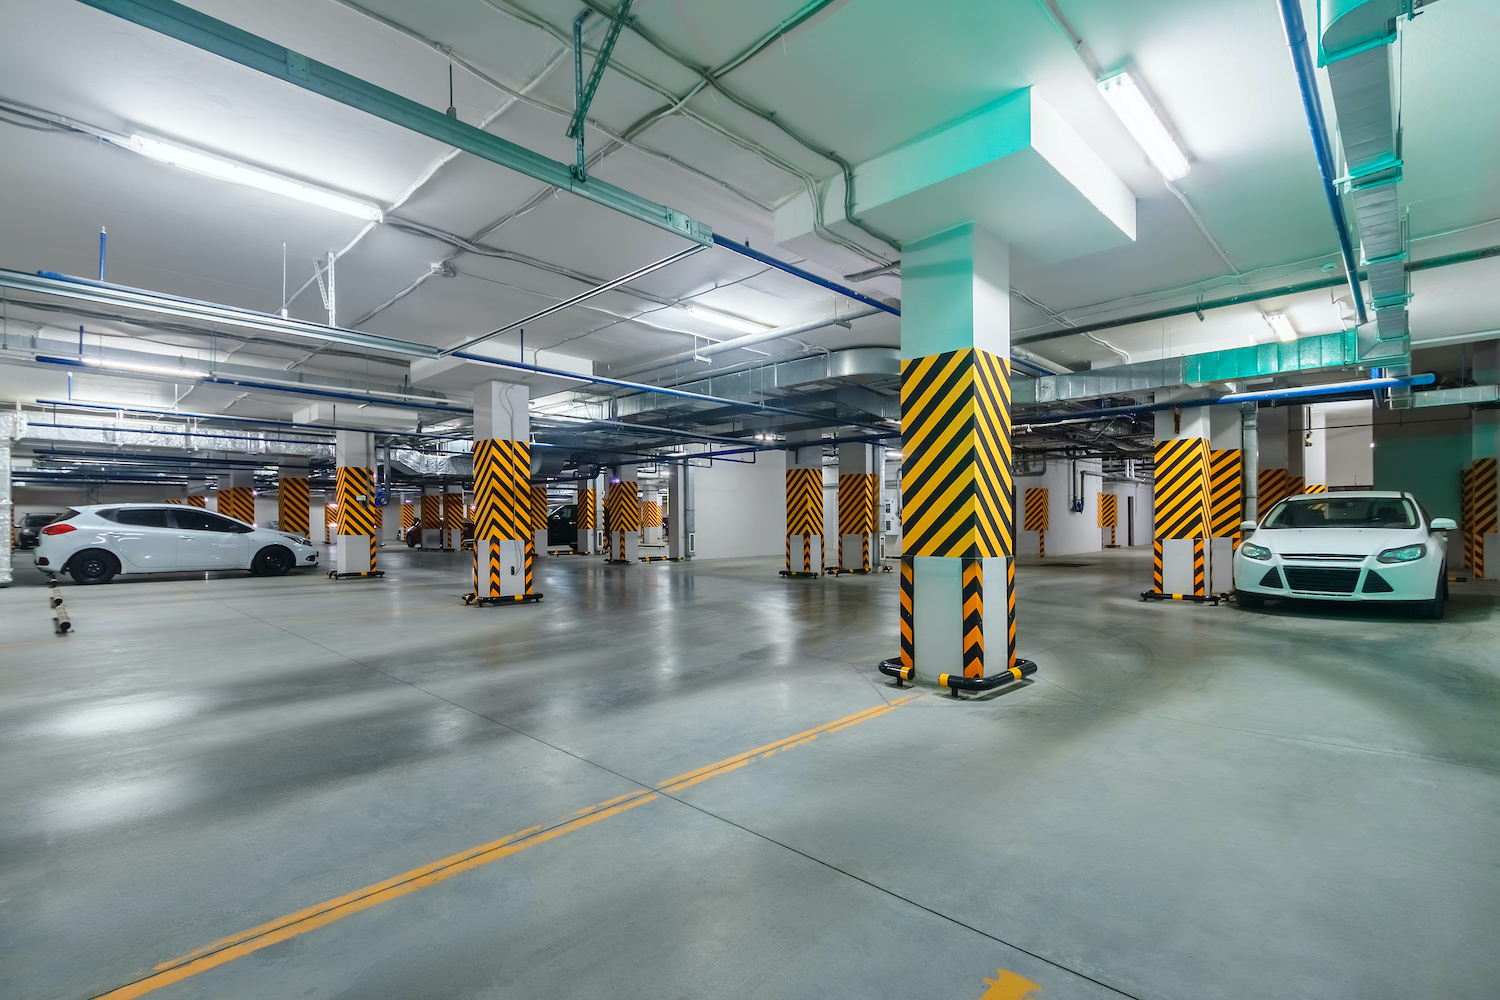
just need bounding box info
[1233,552,1439,602]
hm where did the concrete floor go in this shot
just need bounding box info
[2,546,1498,1000]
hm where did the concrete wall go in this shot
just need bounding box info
[692,451,787,560]
[1316,400,1374,488]
[1015,458,1104,557]
[1104,480,1153,547]
[1373,406,1469,521]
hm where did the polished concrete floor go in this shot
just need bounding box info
[2,546,1498,1000]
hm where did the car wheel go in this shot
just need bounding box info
[251,545,294,577]
[68,549,118,585]
[1419,570,1447,619]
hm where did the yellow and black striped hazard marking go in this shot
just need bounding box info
[324,503,336,542]
[1023,487,1048,558]
[1208,449,1242,539]
[899,348,1013,558]
[577,487,597,530]
[1465,458,1497,577]
[962,558,984,678]
[641,500,662,528]
[1005,558,1018,669]
[400,502,415,530]
[443,492,465,529]
[1193,537,1207,595]
[278,477,310,536]
[1154,438,1211,540]
[333,467,379,573]
[165,497,184,505]
[1098,492,1118,547]
[1287,475,1307,498]
[605,482,641,562]
[186,495,207,508]
[1258,468,1290,514]
[785,467,823,537]
[1143,537,1221,604]
[898,557,914,670]
[420,494,441,529]
[1302,482,1327,494]
[473,439,530,542]
[217,486,254,525]
[530,485,548,533]
[837,473,878,536]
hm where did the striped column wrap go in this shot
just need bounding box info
[420,494,441,529]
[1302,482,1327,494]
[605,481,641,531]
[530,486,548,533]
[1287,476,1307,498]
[837,473,878,536]
[1152,539,1164,593]
[443,493,464,530]
[576,488,597,530]
[1098,493,1118,546]
[862,533,870,572]
[1193,538,1207,596]
[473,439,531,596]
[1023,487,1048,557]
[335,468,379,571]
[785,467,823,537]
[400,502,415,530]
[641,501,662,528]
[1154,438,1212,541]
[1461,465,1476,574]
[324,504,336,542]
[186,495,207,508]
[900,348,1013,558]
[1468,458,1498,577]
[217,486,254,525]
[1208,450,1243,540]
[962,558,984,678]
[525,539,534,592]
[165,497,184,504]
[898,557,914,669]
[1006,558,1018,670]
[1257,468,1291,513]
[802,534,811,573]
[278,478,310,536]
[784,534,791,574]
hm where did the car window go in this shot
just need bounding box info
[552,505,575,520]
[23,513,60,527]
[112,508,172,528]
[171,509,251,533]
[1264,497,1416,529]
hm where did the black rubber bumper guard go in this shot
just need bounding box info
[328,570,385,579]
[1139,591,1224,605]
[638,556,688,562]
[877,658,1038,696]
[463,592,544,607]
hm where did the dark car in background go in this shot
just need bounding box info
[548,504,578,550]
[15,512,63,549]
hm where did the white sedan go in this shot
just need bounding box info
[1233,491,1455,618]
[34,504,320,584]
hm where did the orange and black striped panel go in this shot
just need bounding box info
[1006,558,1018,670]
[641,501,663,528]
[165,498,184,505]
[400,502,415,530]
[1097,493,1117,529]
[899,348,1013,558]
[1152,539,1164,593]
[186,495,207,508]
[961,558,984,678]
[443,493,464,530]
[606,481,642,532]
[837,473,878,536]
[1258,468,1290,514]
[1208,449,1242,539]
[420,494,441,529]
[1192,538,1207,596]
[530,485,548,533]
[576,488,597,531]
[1153,438,1211,539]
[899,557,914,669]
[335,467,378,537]
[785,467,823,537]
[473,438,530,541]
[1302,482,1327,494]
[1023,488,1048,532]
[278,477,310,536]
[1286,475,1307,498]
[1468,458,1498,577]
[217,486,254,525]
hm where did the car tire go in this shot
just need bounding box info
[1418,569,1447,619]
[1236,591,1266,609]
[250,545,294,577]
[68,549,119,585]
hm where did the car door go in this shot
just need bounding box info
[170,508,254,569]
[548,505,577,546]
[105,507,178,571]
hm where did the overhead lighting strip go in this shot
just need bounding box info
[1098,72,1191,182]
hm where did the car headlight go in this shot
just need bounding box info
[1239,543,1271,561]
[1377,543,1426,564]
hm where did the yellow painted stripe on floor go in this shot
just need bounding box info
[100,695,914,999]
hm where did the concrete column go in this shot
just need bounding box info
[782,441,825,576]
[0,413,23,587]
[186,478,209,509]
[605,464,639,563]
[899,223,1020,683]
[420,484,442,549]
[668,463,693,559]
[530,483,548,555]
[472,380,538,600]
[1148,391,1224,596]
[334,430,378,576]
[576,475,600,555]
[836,442,879,572]
[443,483,465,551]
[217,468,256,525]
[277,459,311,538]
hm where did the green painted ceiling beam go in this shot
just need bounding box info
[74,0,713,246]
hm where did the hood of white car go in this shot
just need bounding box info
[1253,527,1424,556]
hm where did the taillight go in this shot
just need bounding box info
[41,523,76,535]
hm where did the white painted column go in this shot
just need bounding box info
[335,430,376,575]
[0,413,24,587]
[668,462,693,559]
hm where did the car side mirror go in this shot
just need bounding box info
[1240,520,1258,533]
[1430,517,1457,531]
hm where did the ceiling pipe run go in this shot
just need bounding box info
[610,306,883,378]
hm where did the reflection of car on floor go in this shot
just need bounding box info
[1233,491,1454,618]
[14,511,64,549]
[33,504,319,584]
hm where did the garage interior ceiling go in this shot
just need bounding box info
[1,0,1497,482]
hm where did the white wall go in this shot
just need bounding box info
[693,451,787,560]
[1104,480,1153,547]
[1014,458,1104,557]
[1316,400,1374,488]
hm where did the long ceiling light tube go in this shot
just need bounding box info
[1097,72,1191,182]
[441,245,707,355]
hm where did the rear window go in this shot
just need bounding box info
[171,509,251,533]
[1264,497,1416,529]
[53,509,81,523]
[23,513,61,527]
[111,508,172,528]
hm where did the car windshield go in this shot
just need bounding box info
[1264,497,1417,529]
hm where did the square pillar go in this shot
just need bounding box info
[420,485,443,549]
[782,442,824,576]
[668,463,693,560]
[277,460,310,538]
[217,468,256,526]
[605,465,640,563]
[577,476,600,555]
[186,478,208,508]
[837,442,879,572]
[898,223,1020,682]
[334,431,379,575]
[472,381,537,601]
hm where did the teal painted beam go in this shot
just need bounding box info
[74,0,713,246]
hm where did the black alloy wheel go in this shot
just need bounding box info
[251,546,294,577]
[69,550,118,585]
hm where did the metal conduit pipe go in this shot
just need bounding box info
[1241,402,1259,524]
[31,400,471,439]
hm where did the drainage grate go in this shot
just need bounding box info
[1284,567,1360,594]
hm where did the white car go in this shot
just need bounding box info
[1233,491,1455,618]
[34,504,320,585]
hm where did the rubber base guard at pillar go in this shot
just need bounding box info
[939,659,1036,696]
[328,570,385,579]
[877,658,916,685]
[463,592,544,607]
[1140,591,1222,605]
[638,556,687,562]
[822,567,873,576]
[778,570,819,578]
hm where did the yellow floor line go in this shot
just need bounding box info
[94,695,914,999]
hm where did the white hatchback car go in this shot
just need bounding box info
[1233,491,1455,618]
[34,504,319,585]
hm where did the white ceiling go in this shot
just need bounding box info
[0,0,1496,423]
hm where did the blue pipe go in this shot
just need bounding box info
[711,234,900,316]
[98,228,106,281]
[1276,0,1368,325]
[34,399,469,439]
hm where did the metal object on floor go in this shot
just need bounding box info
[1140,590,1222,605]
[938,659,1037,697]
[877,657,914,686]
[48,579,71,634]
[328,570,385,579]
[638,556,686,562]
[463,591,543,607]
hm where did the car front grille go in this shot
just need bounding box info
[1282,553,1365,561]
[1258,568,1284,588]
[1284,567,1360,594]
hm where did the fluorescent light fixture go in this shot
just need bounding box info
[1263,313,1297,342]
[1098,73,1190,182]
[128,135,383,221]
[682,305,769,335]
[81,357,210,379]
